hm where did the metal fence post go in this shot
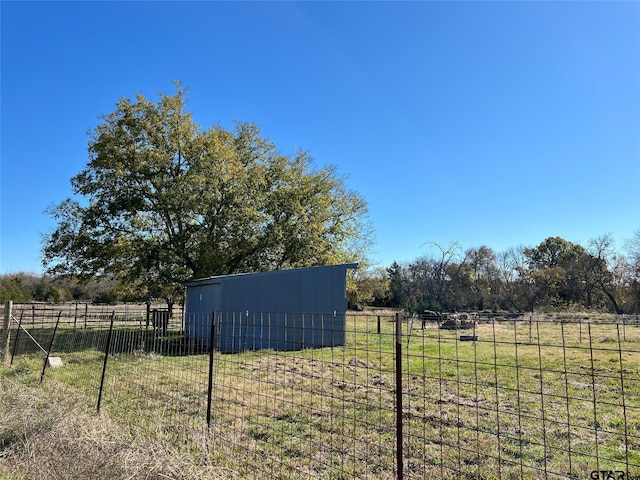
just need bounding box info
[244,310,249,351]
[332,310,336,347]
[395,311,403,480]
[97,311,116,413]
[10,311,24,365]
[207,311,216,429]
[40,311,62,383]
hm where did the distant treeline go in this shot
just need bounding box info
[350,234,640,314]
[3,233,639,314]
[0,273,123,304]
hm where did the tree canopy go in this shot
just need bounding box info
[43,84,371,301]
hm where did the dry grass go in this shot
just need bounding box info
[0,366,235,480]
[2,313,639,479]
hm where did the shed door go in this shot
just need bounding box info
[189,283,222,313]
[186,284,222,350]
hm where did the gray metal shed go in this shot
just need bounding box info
[184,263,357,353]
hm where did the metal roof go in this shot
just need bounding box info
[185,263,359,287]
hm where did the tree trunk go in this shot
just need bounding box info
[601,285,624,314]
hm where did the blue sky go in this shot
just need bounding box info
[1,1,639,275]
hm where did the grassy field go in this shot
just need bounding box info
[1,313,639,479]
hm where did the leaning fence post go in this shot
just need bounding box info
[1,301,12,365]
[395,311,404,480]
[40,311,62,383]
[207,311,216,429]
[97,311,115,413]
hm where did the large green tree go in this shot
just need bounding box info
[43,84,370,301]
[524,237,588,308]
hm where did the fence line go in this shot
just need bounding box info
[3,303,639,479]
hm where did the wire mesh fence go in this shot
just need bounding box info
[2,303,639,479]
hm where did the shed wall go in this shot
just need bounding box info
[184,264,356,353]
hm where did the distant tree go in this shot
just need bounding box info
[387,262,409,308]
[495,246,537,312]
[0,273,74,303]
[43,83,370,303]
[386,242,469,313]
[624,228,640,280]
[347,267,390,310]
[415,242,465,311]
[0,275,33,302]
[586,235,623,313]
[622,228,640,314]
[435,242,472,311]
[465,246,496,310]
[406,257,435,310]
[524,237,589,308]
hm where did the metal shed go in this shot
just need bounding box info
[184,263,357,353]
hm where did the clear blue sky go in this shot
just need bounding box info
[1,1,639,275]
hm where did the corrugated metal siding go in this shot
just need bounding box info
[184,284,221,349]
[187,283,222,312]
[211,311,345,352]
[184,264,356,352]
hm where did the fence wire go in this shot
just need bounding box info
[3,304,639,480]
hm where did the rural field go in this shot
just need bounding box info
[1,306,639,479]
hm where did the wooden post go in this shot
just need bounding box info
[2,301,12,364]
